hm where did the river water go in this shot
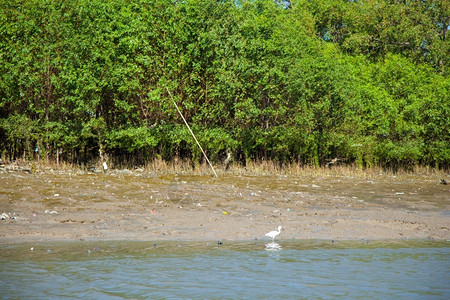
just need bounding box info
[1,240,448,299]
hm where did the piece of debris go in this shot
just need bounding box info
[326,157,346,168]
[440,179,447,185]
[1,212,9,220]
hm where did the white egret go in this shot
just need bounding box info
[265,226,283,242]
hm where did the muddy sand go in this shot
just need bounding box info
[0,168,449,243]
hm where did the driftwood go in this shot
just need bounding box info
[326,158,347,168]
[0,161,32,174]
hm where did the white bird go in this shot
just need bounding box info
[265,226,283,242]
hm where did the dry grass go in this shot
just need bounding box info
[140,158,447,180]
[5,157,448,180]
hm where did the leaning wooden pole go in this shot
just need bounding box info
[166,88,218,178]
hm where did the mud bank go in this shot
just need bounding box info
[0,169,449,243]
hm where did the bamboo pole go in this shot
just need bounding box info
[166,88,218,177]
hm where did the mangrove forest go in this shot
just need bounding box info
[0,0,449,170]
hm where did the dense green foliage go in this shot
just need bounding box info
[1,0,449,169]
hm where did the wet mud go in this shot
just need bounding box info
[0,169,449,243]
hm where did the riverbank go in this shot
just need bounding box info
[0,166,449,243]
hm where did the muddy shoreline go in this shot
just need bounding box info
[1,169,449,244]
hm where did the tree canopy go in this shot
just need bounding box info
[1,0,449,169]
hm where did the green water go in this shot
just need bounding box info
[0,240,449,299]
